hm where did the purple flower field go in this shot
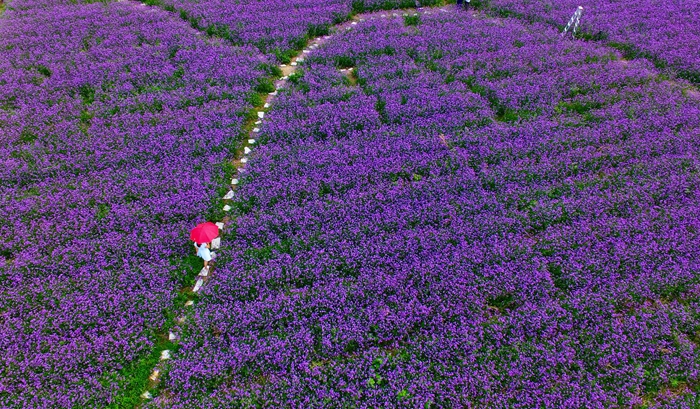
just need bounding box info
[485,0,700,83]
[0,1,264,407]
[161,11,700,408]
[2,0,700,407]
[144,0,441,62]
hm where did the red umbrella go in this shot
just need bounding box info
[190,222,219,244]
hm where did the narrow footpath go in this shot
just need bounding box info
[133,3,460,405]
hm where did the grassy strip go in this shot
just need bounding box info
[105,337,178,408]
[103,254,201,407]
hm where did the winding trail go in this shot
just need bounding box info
[132,3,459,405]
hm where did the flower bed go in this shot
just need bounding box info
[162,12,700,408]
[484,0,700,83]
[147,0,441,62]
[0,2,264,407]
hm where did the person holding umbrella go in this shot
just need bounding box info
[190,221,219,269]
[196,242,213,269]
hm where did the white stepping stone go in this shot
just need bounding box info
[198,267,209,277]
[303,49,310,53]
[381,14,387,17]
[184,300,193,306]
[392,13,398,17]
[211,237,221,249]
[160,350,171,360]
[231,178,239,185]
[281,76,288,80]
[223,205,231,211]
[255,120,262,124]
[192,278,204,293]
[297,58,304,62]
[351,22,358,25]
[141,391,153,399]
[241,158,248,164]
[269,91,277,96]
[223,190,234,199]
[168,331,177,341]
[324,35,330,39]
[291,62,297,66]
[280,64,287,67]
[215,222,224,230]
[244,147,252,154]
[248,139,256,144]
[257,111,265,119]
[263,103,270,108]
[149,369,160,380]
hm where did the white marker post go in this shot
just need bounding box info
[562,6,583,38]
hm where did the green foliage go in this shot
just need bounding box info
[487,293,517,310]
[345,339,360,353]
[105,337,177,409]
[496,108,539,123]
[288,72,310,93]
[247,92,264,107]
[288,71,304,85]
[375,96,388,123]
[170,66,185,82]
[307,23,330,38]
[351,0,366,13]
[79,110,94,126]
[335,55,356,69]
[254,77,275,93]
[205,23,231,40]
[36,65,52,77]
[78,85,95,105]
[19,128,38,144]
[577,30,608,41]
[547,263,570,292]
[257,63,283,78]
[273,48,297,65]
[678,69,700,85]
[404,14,420,27]
[95,203,110,220]
[555,100,604,115]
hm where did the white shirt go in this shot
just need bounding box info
[197,243,212,261]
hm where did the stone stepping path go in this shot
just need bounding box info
[134,3,454,404]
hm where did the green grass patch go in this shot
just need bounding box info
[404,14,420,26]
[104,337,177,409]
